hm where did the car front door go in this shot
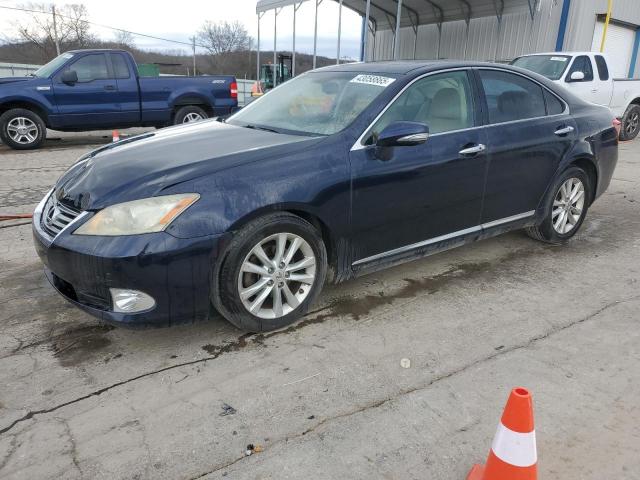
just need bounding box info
[349,69,488,265]
[52,52,122,128]
[476,68,577,225]
[563,55,599,104]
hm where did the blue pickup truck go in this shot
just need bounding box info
[0,49,238,149]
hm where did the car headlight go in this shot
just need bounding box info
[74,193,199,236]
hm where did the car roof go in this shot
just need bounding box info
[314,60,549,77]
[315,60,518,75]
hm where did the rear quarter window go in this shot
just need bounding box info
[543,90,565,115]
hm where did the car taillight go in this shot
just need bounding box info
[230,82,238,99]
[613,118,621,137]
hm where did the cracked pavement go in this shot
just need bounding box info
[1,133,639,479]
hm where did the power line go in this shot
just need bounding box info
[0,4,208,49]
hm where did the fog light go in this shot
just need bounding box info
[110,288,156,313]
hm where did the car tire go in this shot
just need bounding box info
[212,213,327,332]
[173,105,208,125]
[619,104,640,141]
[526,166,592,245]
[0,108,46,150]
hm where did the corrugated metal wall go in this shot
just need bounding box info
[366,0,640,76]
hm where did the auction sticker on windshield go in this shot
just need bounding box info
[350,74,396,87]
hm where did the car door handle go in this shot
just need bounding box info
[591,89,598,93]
[104,85,116,91]
[554,126,574,136]
[459,144,486,156]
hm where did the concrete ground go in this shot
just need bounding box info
[0,131,639,480]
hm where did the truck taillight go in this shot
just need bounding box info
[230,82,238,99]
[613,118,621,137]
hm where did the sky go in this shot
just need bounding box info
[0,0,364,60]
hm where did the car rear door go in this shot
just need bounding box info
[109,52,140,124]
[52,52,122,128]
[349,69,489,264]
[475,68,577,224]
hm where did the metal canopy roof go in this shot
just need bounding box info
[256,0,538,30]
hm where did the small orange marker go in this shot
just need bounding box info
[112,130,120,142]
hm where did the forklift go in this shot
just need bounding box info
[252,53,293,97]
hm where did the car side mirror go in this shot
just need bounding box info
[376,121,429,147]
[61,70,78,85]
[568,71,585,82]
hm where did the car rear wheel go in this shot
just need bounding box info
[526,166,591,244]
[0,108,46,150]
[212,213,327,332]
[620,104,640,141]
[173,105,208,125]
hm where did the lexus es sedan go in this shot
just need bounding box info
[33,61,618,332]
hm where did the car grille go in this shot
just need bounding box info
[41,192,82,237]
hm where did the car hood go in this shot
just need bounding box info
[54,120,321,210]
[0,76,35,85]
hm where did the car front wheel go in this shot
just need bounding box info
[526,166,591,244]
[213,213,327,332]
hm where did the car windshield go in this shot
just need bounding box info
[227,71,398,136]
[33,52,75,78]
[510,55,571,80]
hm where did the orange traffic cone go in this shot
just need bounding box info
[467,387,537,480]
[112,130,120,142]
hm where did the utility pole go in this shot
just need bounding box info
[190,36,197,75]
[51,4,61,56]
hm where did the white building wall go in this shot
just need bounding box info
[365,0,640,76]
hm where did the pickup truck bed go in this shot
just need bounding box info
[0,49,238,149]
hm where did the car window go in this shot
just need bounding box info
[479,70,546,124]
[66,54,110,83]
[365,70,474,143]
[566,55,594,82]
[110,54,130,79]
[594,55,609,80]
[543,89,565,115]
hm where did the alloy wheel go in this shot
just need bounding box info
[183,112,204,123]
[6,117,39,144]
[626,111,639,136]
[552,177,585,234]
[237,232,316,319]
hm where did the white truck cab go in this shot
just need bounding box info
[512,52,640,140]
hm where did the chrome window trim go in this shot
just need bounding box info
[352,210,535,266]
[350,66,571,152]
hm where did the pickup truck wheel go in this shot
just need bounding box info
[620,104,640,141]
[0,108,46,150]
[174,106,208,125]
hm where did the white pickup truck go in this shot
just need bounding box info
[511,52,640,140]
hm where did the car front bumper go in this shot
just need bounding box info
[32,199,227,328]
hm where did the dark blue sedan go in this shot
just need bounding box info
[32,61,618,331]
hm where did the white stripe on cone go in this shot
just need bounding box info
[491,423,537,467]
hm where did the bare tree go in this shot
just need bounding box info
[113,30,135,48]
[15,3,94,61]
[197,20,250,72]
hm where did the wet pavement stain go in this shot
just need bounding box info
[51,325,115,367]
